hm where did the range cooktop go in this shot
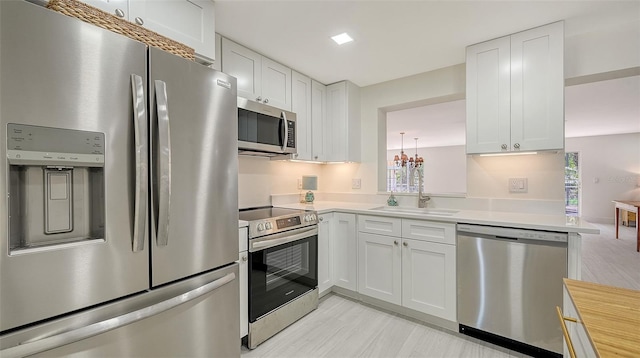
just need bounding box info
[239,206,318,239]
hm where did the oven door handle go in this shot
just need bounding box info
[250,227,318,252]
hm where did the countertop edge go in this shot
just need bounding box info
[274,201,600,234]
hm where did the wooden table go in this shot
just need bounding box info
[612,200,640,252]
[563,278,640,357]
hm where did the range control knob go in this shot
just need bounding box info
[257,223,265,232]
[265,222,272,230]
[303,215,310,222]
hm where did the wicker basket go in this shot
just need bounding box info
[47,0,195,60]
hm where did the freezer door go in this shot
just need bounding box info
[0,264,240,358]
[149,47,239,286]
[0,1,149,331]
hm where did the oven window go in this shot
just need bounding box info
[265,242,309,291]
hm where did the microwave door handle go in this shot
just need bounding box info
[130,74,148,252]
[281,112,288,152]
[154,80,171,247]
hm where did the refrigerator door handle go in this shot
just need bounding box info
[131,74,148,252]
[154,80,172,247]
[281,111,288,152]
[1,273,236,358]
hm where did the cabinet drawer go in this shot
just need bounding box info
[358,215,401,237]
[402,220,455,245]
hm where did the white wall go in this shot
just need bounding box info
[566,133,640,223]
[466,152,566,200]
[386,145,466,194]
[565,20,640,78]
[355,63,565,209]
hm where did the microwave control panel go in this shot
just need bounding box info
[286,120,295,148]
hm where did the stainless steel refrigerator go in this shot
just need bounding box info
[0,1,240,356]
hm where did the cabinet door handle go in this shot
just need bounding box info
[403,242,408,247]
[319,217,324,222]
[242,255,247,262]
[135,17,144,25]
[264,98,269,104]
[514,143,521,149]
[256,96,262,102]
[556,306,577,358]
[501,144,508,150]
[394,240,399,245]
[115,8,125,17]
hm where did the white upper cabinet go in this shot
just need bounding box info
[81,0,216,62]
[311,80,327,161]
[82,0,128,18]
[221,38,261,101]
[466,22,564,154]
[221,38,292,111]
[291,71,312,161]
[261,57,292,111]
[325,81,360,162]
[211,33,222,71]
[129,0,215,62]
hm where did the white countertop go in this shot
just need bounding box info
[275,201,599,234]
[238,220,248,228]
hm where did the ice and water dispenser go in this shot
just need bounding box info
[7,124,106,253]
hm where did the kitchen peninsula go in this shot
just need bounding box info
[274,199,598,355]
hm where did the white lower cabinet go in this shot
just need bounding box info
[401,239,456,321]
[562,285,596,357]
[357,232,402,305]
[332,213,357,291]
[317,213,333,295]
[357,215,457,322]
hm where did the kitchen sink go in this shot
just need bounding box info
[370,206,459,216]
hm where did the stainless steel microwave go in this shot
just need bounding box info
[237,97,296,156]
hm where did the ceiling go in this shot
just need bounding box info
[215,0,640,87]
[385,75,640,150]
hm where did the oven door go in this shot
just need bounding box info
[248,227,317,322]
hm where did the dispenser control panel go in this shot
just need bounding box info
[7,123,105,167]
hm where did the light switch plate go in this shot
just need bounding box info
[352,178,362,189]
[297,179,302,189]
[509,178,528,193]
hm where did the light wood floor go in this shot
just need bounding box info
[241,293,526,358]
[242,224,639,357]
[580,223,640,290]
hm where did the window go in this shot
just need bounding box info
[565,152,579,216]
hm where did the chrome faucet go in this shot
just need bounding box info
[411,167,430,208]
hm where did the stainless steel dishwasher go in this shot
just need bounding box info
[457,224,567,358]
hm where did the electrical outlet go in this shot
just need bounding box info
[352,178,361,189]
[509,178,528,193]
[297,179,302,189]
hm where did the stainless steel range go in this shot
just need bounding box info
[239,207,319,349]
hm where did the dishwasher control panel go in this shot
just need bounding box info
[457,224,568,243]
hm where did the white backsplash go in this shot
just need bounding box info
[271,192,565,215]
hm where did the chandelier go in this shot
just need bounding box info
[394,132,423,169]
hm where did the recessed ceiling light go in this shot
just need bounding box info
[331,32,353,45]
